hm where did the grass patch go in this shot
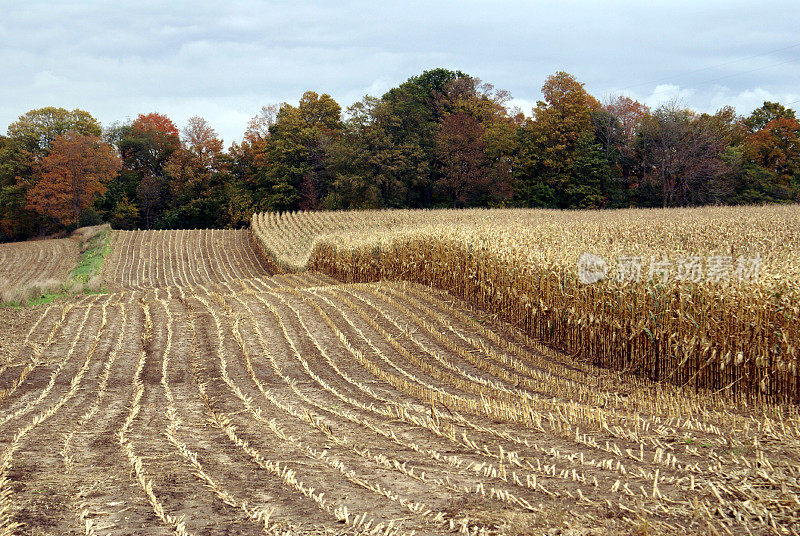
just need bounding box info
[69,228,112,290]
[25,291,71,307]
[1,229,112,308]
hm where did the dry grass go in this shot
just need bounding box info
[71,223,111,251]
[0,278,65,305]
[0,225,112,306]
[252,205,800,404]
[0,239,77,304]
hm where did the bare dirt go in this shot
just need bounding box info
[0,229,797,536]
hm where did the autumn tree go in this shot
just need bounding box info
[2,108,103,238]
[26,132,121,226]
[590,96,650,206]
[744,117,800,192]
[594,96,650,166]
[430,78,516,207]
[122,112,181,177]
[227,107,280,220]
[165,117,225,195]
[229,105,278,202]
[182,116,225,172]
[434,112,494,206]
[515,71,607,208]
[325,70,516,210]
[256,91,342,211]
[636,103,728,207]
[245,105,280,141]
[744,101,796,132]
[160,116,233,229]
[7,107,101,155]
[109,194,139,229]
[534,72,598,163]
[99,113,181,228]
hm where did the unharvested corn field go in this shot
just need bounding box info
[0,208,796,536]
[253,206,800,405]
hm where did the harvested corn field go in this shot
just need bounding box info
[0,238,77,303]
[102,229,278,290]
[0,221,798,535]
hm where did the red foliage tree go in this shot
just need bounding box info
[132,112,180,139]
[124,113,181,177]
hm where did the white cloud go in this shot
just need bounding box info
[642,84,696,109]
[708,86,800,116]
[507,98,537,117]
[31,71,66,90]
[1,1,798,143]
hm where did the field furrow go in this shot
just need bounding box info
[1,226,796,535]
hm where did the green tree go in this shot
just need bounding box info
[7,107,101,154]
[222,180,255,228]
[0,135,40,240]
[374,68,469,206]
[255,91,342,211]
[110,194,140,229]
[102,113,181,228]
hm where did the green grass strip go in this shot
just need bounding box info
[69,229,112,288]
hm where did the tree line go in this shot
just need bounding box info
[1,68,798,241]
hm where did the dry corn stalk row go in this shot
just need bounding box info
[103,229,274,291]
[296,288,792,524]
[252,206,800,404]
[115,300,196,536]
[0,302,106,533]
[155,297,283,534]
[202,286,620,528]
[219,290,548,518]
[210,287,681,532]
[192,268,800,532]
[217,284,792,532]
[178,288,420,536]
[337,285,800,508]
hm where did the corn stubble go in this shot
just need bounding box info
[2,224,799,536]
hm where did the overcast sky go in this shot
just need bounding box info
[1,1,798,146]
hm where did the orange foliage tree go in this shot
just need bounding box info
[27,132,121,226]
[132,112,180,138]
[745,117,800,186]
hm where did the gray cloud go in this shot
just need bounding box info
[1,0,798,145]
